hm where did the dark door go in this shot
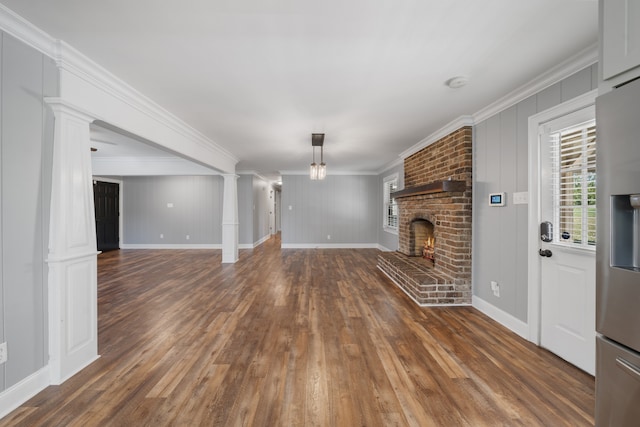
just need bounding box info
[94,181,120,251]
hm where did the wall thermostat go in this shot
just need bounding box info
[489,192,506,206]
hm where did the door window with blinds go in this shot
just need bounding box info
[549,118,597,248]
[383,174,398,232]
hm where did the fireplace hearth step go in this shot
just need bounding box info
[377,252,471,306]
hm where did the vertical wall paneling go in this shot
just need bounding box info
[281,175,378,246]
[123,176,223,245]
[0,31,4,391]
[515,96,537,317]
[252,177,271,244]
[1,33,46,388]
[499,106,518,311]
[472,65,597,322]
[237,175,253,245]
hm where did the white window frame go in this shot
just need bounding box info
[383,173,399,234]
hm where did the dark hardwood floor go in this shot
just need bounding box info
[2,236,595,426]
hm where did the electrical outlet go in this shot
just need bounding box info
[0,342,7,364]
[160,234,164,239]
[327,235,331,240]
[490,281,500,297]
[186,235,190,240]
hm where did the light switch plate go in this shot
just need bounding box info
[513,192,529,205]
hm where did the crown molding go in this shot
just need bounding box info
[0,4,238,171]
[0,4,57,56]
[236,170,272,183]
[400,43,598,161]
[55,41,238,166]
[399,115,475,160]
[473,43,598,124]
[377,157,403,175]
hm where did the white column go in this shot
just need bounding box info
[222,174,239,263]
[45,98,99,384]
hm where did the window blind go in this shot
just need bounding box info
[551,121,596,247]
[384,178,398,229]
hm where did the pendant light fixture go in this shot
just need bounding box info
[310,133,326,180]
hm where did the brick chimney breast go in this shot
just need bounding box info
[378,126,472,306]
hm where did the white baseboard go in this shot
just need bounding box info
[377,244,394,252]
[0,367,49,419]
[472,295,529,340]
[120,244,222,249]
[239,234,271,249]
[281,243,379,249]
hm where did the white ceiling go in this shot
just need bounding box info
[2,0,598,180]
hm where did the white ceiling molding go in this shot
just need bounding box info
[399,116,475,160]
[377,157,404,175]
[472,43,598,124]
[0,3,56,56]
[91,157,220,176]
[55,41,238,168]
[0,4,238,173]
[400,43,598,161]
[236,170,272,182]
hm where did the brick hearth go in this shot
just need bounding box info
[378,126,472,306]
[378,252,471,305]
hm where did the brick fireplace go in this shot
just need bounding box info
[378,126,472,305]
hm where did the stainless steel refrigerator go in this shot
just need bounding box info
[595,76,640,426]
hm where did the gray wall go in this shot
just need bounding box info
[473,64,598,322]
[123,176,223,244]
[281,174,379,245]
[237,175,253,245]
[252,176,272,243]
[377,163,404,251]
[238,174,273,246]
[0,32,58,391]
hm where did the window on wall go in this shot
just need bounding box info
[383,174,398,233]
[550,120,597,247]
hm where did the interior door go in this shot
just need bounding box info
[539,106,596,375]
[94,180,120,251]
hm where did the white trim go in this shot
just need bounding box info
[382,226,399,236]
[238,234,272,249]
[474,44,598,124]
[377,157,403,175]
[0,367,50,419]
[383,173,399,233]
[400,116,475,160]
[0,4,57,57]
[399,44,599,161]
[527,89,598,344]
[281,243,379,249]
[472,295,529,340]
[120,244,222,249]
[0,6,238,173]
[378,267,472,307]
[377,244,393,252]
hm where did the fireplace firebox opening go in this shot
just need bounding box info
[410,219,435,267]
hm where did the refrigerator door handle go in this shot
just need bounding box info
[616,356,640,382]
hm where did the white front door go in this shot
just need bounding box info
[538,106,596,375]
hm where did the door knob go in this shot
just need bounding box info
[539,249,552,257]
